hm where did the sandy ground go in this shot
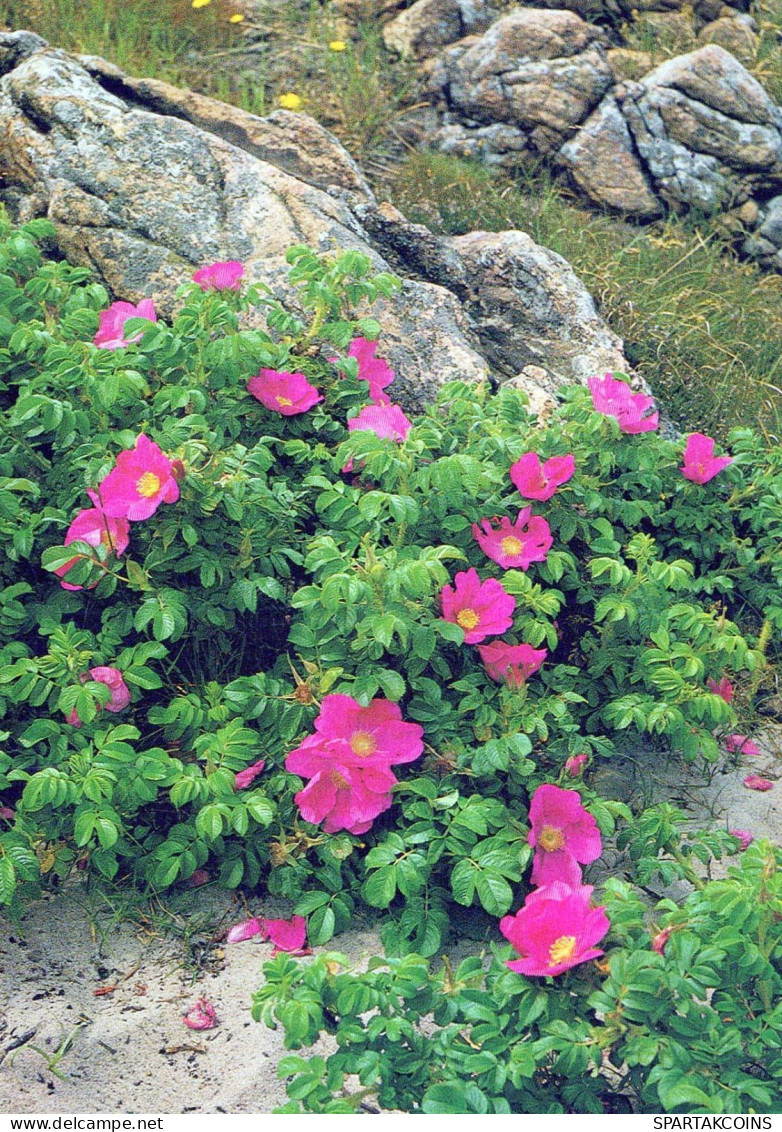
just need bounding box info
[0,727,779,1115]
[0,888,383,1115]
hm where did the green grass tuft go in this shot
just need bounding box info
[385,153,782,442]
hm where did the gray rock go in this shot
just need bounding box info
[742,194,782,268]
[0,31,636,411]
[620,47,782,210]
[428,9,613,157]
[559,95,663,217]
[80,56,374,200]
[444,228,629,384]
[382,0,499,59]
[639,45,777,126]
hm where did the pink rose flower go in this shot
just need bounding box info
[528,783,602,888]
[192,260,244,291]
[509,454,575,502]
[247,369,322,416]
[564,754,588,777]
[729,829,754,851]
[289,744,398,835]
[347,337,395,403]
[285,695,423,835]
[183,998,218,1030]
[54,489,131,591]
[99,435,180,521]
[66,666,131,727]
[298,694,425,771]
[234,759,266,790]
[588,373,658,434]
[348,402,412,442]
[499,881,610,977]
[94,299,157,350]
[743,775,773,792]
[472,509,553,570]
[477,641,547,687]
[707,676,733,703]
[440,568,515,645]
[681,433,733,484]
[726,734,760,757]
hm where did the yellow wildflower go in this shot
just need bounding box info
[229,12,245,21]
[329,39,347,51]
[192,0,211,7]
[279,92,303,110]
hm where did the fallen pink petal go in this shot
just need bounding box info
[726,734,760,757]
[183,998,218,1030]
[743,775,773,792]
[226,917,266,943]
[262,915,311,955]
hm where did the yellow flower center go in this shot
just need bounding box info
[501,536,523,557]
[330,768,349,790]
[276,396,293,407]
[548,935,577,967]
[350,730,377,757]
[539,824,566,852]
[456,608,480,631]
[136,471,161,498]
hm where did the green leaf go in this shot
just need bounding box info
[0,856,16,904]
[307,904,336,946]
[451,858,477,906]
[377,668,405,701]
[363,865,397,908]
[422,1084,470,1114]
[475,870,513,916]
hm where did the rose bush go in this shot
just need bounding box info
[0,213,779,1113]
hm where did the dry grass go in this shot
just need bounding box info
[386,154,782,442]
